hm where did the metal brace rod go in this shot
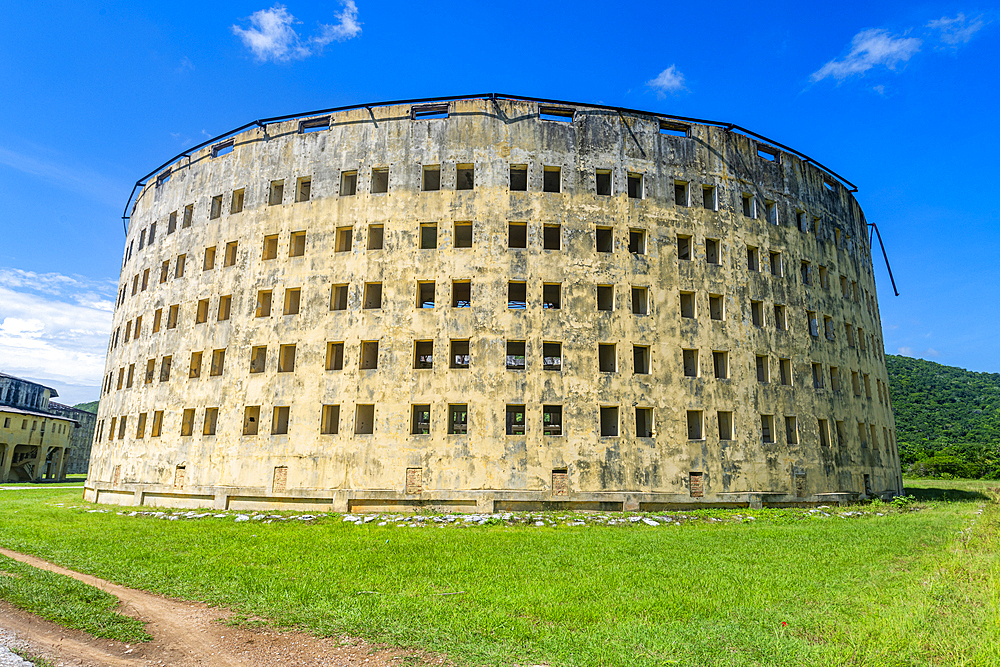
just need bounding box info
[869,223,899,296]
[617,110,646,158]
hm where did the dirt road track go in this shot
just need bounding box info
[0,548,448,667]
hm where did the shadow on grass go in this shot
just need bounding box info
[904,486,994,502]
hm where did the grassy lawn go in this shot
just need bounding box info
[0,553,150,643]
[0,482,996,667]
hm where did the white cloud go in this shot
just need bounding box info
[927,13,987,45]
[872,84,886,95]
[0,269,115,399]
[313,0,361,46]
[811,29,922,82]
[647,65,687,97]
[898,346,914,356]
[925,348,941,357]
[232,2,361,63]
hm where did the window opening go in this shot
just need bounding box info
[456,164,474,190]
[674,181,688,206]
[687,410,703,440]
[508,222,527,248]
[659,120,689,136]
[420,222,438,249]
[506,341,526,370]
[597,285,614,311]
[203,246,216,271]
[210,349,226,376]
[411,103,449,120]
[278,344,296,372]
[450,340,470,369]
[417,281,435,308]
[713,351,728,379]
[627,173,642,199]
[360,341,379,369]
[329,284,348,311]
[414,341,434,369]
[683,348,699,377]
[296,177,312,202]
[634,345,650,374]
[454,222,473,248]
[542,283,561,309]
[449,404,468,435]
[326,342,344,370]
[340,171,357,196]
[709,294,723,321]
[632,286,649,315]
[779,358,792,386]
[785,416,798,444]
[677,234,692,260]
[262,235,279,260]
[363,283,382,309]
[283,288,301,315]
[510,164,527,191]
[761,414,774,443]
[599,343,616,373]
[542,166,561,193]
[703,186,716,210]
[269,180,284,205]
[367,225,384,250]
[508,281,527,309]
[629,229,646,254]
[542,342,562,371]
[321,405,340,434]
[422,165,441,191]
[371,168,389,193]
[271,406,289,435]
[250,346,267,374]
[452,281,471,308]
[679,291,695,318]
[218,295,232,321]
[601,406,619,437]
[335,226,353,252]
[596,226,613,252]
[506,405,526,435]
[705,238,719,264]
[756,355,769,383]
[225,241,238,266]
[539,105,574,122]
[411,405,431,435]
[255,290,273,318]
[596,169,612,196]
[543,224,561,250]
[355,405,375,434]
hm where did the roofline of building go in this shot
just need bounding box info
[1,404,79,424]
[0,371,58,398]
[121,92,859,232]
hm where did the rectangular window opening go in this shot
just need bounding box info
[296,177,312,202]
[510,164,527,191]
[355,404,375,434]
[627,173,643,199]
[363,283,382,309]
[340,171,357,196]
[506,340,526,370]
[542,166,561,193]
[543,224,561,250]
[506,405,526,435]
[371,168,389,194]
[450,340,470,369]
[360,341,379,369]
[326,342,344,371]
[456,164,474,190]
[268,180,284,206]
[687,410,703,440]
[713,351,728,379]
[452,281,471,308]
[597,285,614,311]
[596,169,612,196]
[599,343,616,373]
[542,342,562,371]
[454,222,473,248]
[600,406,619,437]
[414,340,433,369]
[243,406,260,436]
[422,166,441,192]
[449,404,468,435]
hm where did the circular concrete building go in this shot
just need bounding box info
[85,95,902,512]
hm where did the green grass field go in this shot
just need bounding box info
[0,481,996,667]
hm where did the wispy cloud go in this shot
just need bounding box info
[0,269,115,400]
[232,1,361,63]
[896,346,941,359]
[811,12,991,84]
[810,29,922,82]
[647,65,687,97]
[0,144,123,207]
[927,13,987,45]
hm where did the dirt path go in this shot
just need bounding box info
[0,548,448,667]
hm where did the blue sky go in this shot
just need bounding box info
[0,0,996,403]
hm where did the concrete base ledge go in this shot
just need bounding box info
[84,483,864,512]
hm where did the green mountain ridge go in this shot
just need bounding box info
[71,401,99,414]
[886,354,1000,478]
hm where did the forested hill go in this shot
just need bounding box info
[72,401,99,414]
[886,354,1000,478]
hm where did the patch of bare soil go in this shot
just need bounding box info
[0,548,450,667]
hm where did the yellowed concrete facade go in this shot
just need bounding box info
[1,376,75,482]
[85,97,901,511]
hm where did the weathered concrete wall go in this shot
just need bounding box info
[85,98,901,511]
[46,402,96,474]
